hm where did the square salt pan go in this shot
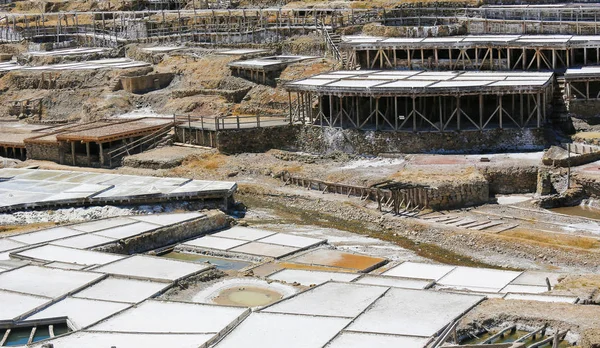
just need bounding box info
[437,267,522,293]
[501,284,548,294]
[268,269,360,287]
[91,300,247,334]
[382,262,455,281]
[74,277,169,303]
[0,238,26,252]
[212,226,276,241]
[354,275,433,289]
[289,249,386,272]
[93,221,161,239]
[229,242,298,258]
[213,312,350,348]
[0,265,105,298]
[184,235,249,251]
[25,297,131,330]
[347,288,484,337]
[131,212,204,226]
[45,262,88,270]
[503,293,578,303]
[28,332,215,348]
[69,217,137,232]
[263,282,387,318]
[91,255,211,281]
[325,332,429,348]
[13,244,124,266]
[510,271,562,287]
[51,234,116,249]
[0,290,51,321]
[10,227,85,244]
[258,233,324,248]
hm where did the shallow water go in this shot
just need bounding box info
[213,286,283,307]
[551,206,600,220]
[162,252,251,271]
[4,328,31,346]
[32,326,50,343]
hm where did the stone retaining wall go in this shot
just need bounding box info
[196,125,547,156]
[480,166,539,194]
[25,142,61,163]
[296,126,546,155]
[214,125,300,154]
[93,210,231,255]
[121,72,174,94]
[427,178,489,210]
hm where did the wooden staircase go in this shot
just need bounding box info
[553,76,570,122]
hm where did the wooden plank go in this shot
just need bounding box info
[471,221,504,231]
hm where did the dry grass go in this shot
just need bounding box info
[182,153,226,171]
[502,229,600,250]
[554,274,600,291]
[0,222,58,236]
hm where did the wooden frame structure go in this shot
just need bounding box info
[0,8,379,45]
[564,67,600,101]
[341,35,600,71]
[280,171,431,213]
[285,70,553,132]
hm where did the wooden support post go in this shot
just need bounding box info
[499,95,503,129]
[412,96,417,131]
[86,142,91,166]
[329,95,334,128]
[456,96,461,131]
[99,143,104,167]
[537,92,542,128]
[71,141,76,166]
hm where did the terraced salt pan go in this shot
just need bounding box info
[511,271,563,287]
[91,300,248,334]
[25,297,131,329]
[0,265,105,298]
[92,221,160,239]
[503,293,578,303]
[44,261,88,270]
[325,332,429,348]
[69,217,136,232]
[437,267,522,293]
[263,282,387,318]
[13,244,124,266]
[267,269,361,286]
[131,212,204,226]
[289,249,386,272]
[347,288,484,337]
[29,332,215,348]
[353,275,433,289]
[501,284,548,294]
[0,290,51,321]
[211,226,276,241]
[91,255,211,281]
[382,262,455,281]
[230,242,298,258]
[258,233,324,249]
[73,277,169,304]
[51,234,116,249]
[9,227,84,244]
[0,238,26,252]
[184,235,248,251]
[213,312,350,348]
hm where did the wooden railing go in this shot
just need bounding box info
[280,170,431,213]
[106,122,175,167]
[176,114,291,131]
[318,20,342,64]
